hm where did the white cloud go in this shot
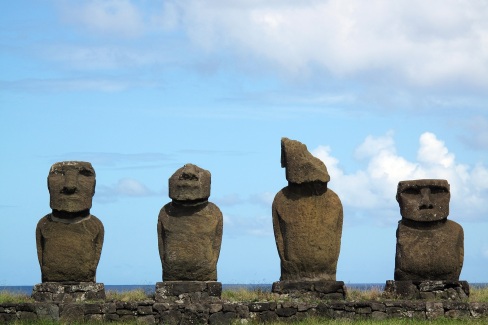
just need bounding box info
[417,132,455,167]
[166,0,488,88]
[60,0,145,37]
[312,132,488,224]
[95,177,156,203]
[115,178,153,196]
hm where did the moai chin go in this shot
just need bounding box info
[157,163,223,282]
[395,179,464,281]
[35,161,104,283]
[272,138,344,284]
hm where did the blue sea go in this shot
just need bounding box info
[2,283,486,295]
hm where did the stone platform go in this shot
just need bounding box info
[384,280,470,300]
[155,281,222,303]
[272,280,346,300]
[32,282,105,303]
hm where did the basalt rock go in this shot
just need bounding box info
[158,164,223,281]
[394,179,464,281]
[272,138,343,282]
[36,161,104,283]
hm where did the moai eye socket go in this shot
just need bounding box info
[79,168,94,177]
[401,187,420,195]
[180,172,198,181]
[429,186,449,194]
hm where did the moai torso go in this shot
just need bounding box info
[36,161,104,282]
[157,164,223,281]
[36,214,104,282]
[394,179,464,281]
[273,138,343,281]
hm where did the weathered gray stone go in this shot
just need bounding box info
[137,305,153,315]
[158,164,223,281]
[209,312,237,325]
[371,311,387,320]
[85,313,103,322]
[395,179,464,281]
[60,304,85,322]
[385,280,469,300]
[155,281,222,303]
[17,311,38,321]
[426,302,444,319]
[137,314,157,324]
[36,161,104,283]
[276,307,297,317]
[32,282,105,303]
[249,302,272,312]
[273,138,343,282]
[160,310,182,325]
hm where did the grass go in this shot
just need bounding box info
[105,288,152,302]
[0,290,34,303]
[469,286,488,302]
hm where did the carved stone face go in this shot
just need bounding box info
[48,161,96,212]
[169,164,211,201]
[396,179,450,222]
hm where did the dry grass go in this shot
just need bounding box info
[105,288,151,302]
[222,287,277,302]
[469,286,488,302]
[346,286,384,302]
[0,290,34,304]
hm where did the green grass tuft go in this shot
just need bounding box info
[0,290,34,304]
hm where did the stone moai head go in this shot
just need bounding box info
[281,137,330,184]
[396,179,450,222]
[169,164,211,202]
[48,161,96,213]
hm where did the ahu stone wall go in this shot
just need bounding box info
[1,299,488,324]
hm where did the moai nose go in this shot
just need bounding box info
[419,188,433,209]
[62,170,78,194]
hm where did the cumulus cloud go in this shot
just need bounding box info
[312,132,488,224]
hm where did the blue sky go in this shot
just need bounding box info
[1,0,487,285]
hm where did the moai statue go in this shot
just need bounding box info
[33,161,105,302]
[385,179,468,299]
[156,164,223,302]
[272,138,345,299]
